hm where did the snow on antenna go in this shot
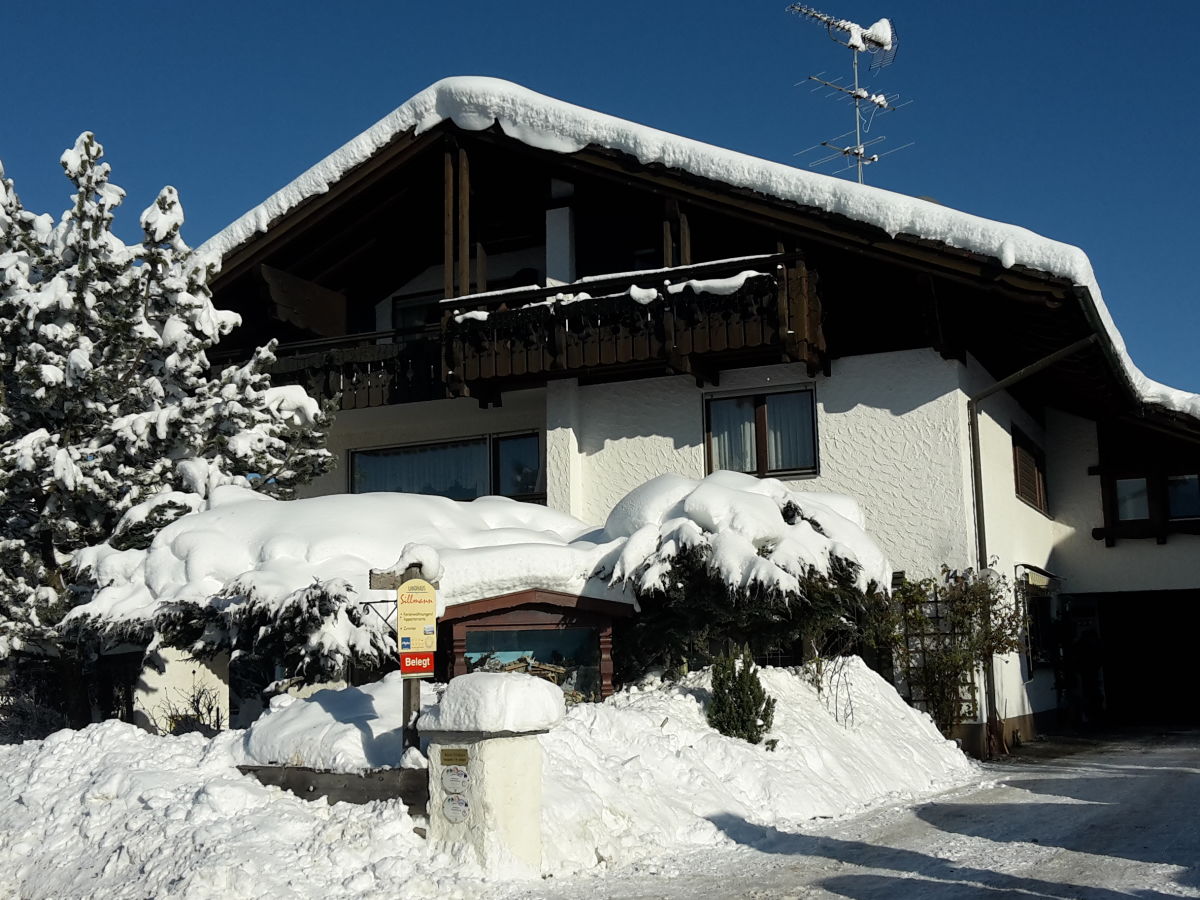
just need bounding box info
[787,5,909,184]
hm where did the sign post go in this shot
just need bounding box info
[369,564,439,748]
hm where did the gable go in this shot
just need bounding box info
[201,76,1200,437]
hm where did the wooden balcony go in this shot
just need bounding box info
[442,253,826,399]
[266,328,444,410]
[259,254,826,411]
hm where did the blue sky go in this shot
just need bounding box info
[4,2,1197,392]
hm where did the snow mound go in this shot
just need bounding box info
[0,722,471,898]
[419,672,565,734]
[235,672,424,771]
[70,475,889,658]
[541,657,975,873]
[199,76,1200,423]
[188,656,972,880]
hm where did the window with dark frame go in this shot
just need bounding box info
[1012,428,1049,515]
[350,432,545,503]
[1167,474,1200,520]
[1091,423,1200,545]
[705,388,817,477]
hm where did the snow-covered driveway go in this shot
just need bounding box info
[523,731,1200,898]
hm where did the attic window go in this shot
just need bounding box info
[1012,428,1049,515]
[705,388,817,477]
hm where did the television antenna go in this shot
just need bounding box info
[787,5,910,184]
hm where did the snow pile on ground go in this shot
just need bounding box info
[216,655,973,878]
[69,473,889,650]
[419,672,565,734]
[235,672,427,771]
[0,722,478,899]
[0,658,973,893]
[541,656,974,873]
[235,673,564,771]
[200,76,1200,422]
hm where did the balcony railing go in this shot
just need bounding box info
[252,253,825,410]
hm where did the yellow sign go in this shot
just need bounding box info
[396,578,438,653]
[440,747,469,766]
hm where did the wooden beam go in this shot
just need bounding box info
[679,209,692,266]
[443,149,454,299]
[457,147,470,296]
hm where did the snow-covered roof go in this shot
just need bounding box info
[199,76,1199,422]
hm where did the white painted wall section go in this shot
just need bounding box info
[545,379,585,518]
[134,646,229,734]
[545,179,575,285]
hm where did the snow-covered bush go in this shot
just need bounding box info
[0,135,333,705]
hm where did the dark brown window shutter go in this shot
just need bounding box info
[1013,432,1048,514]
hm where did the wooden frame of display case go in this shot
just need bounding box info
[437,589,634,698]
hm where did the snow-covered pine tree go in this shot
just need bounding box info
[0,133,335,665]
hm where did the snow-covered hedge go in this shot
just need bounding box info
[70,472,889,682]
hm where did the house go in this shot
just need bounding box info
[193,77,1198,751]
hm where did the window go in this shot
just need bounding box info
[1167,474,1200,520]
[351,432,544,502]
[1115,477,1149,521]
[706,388,817,477]
[1012,428,1049,515]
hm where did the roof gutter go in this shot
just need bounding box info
[965,332,1097,755]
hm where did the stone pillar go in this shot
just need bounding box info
[545,378,585,518]
[425,730,546,877]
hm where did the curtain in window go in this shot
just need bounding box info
[710,397,756,472]
[353,440,489,500]
[766,391,815,471]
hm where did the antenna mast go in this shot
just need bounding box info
[787,5,907,184]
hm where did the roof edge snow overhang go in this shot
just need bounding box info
[198,76,1200,433]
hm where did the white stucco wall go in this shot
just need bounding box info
[134,646,230,734]
[546,349,978,579]
[299,388,546,498]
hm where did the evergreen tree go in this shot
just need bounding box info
[706,650,776,745]
[0,133,334,663]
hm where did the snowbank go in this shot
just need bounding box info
[236,672,418,771]
[69,474,890,661]
[199,76,1199,423]
[0,658,974,893]
[20,656,975,890]
[419,672,565,734]
[0,722,475,898]
[541,657,974,873]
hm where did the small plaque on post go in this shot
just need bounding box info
[440,747,469,766]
